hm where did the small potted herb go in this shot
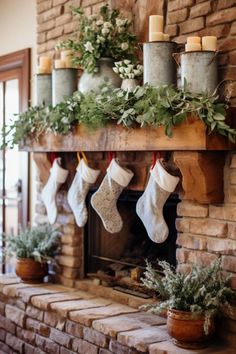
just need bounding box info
[141,259,234,349]
[58,5,137,93]
[5,224,60,283]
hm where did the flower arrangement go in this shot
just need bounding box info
[141,259,234,334]
[113,60,143,80]
[58,5,137,74]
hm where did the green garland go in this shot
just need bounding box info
[2,83,236,148]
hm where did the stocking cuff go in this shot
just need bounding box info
[77,159,100,184]
[50,158,69,184]
[151,160,179,193]
[107,158,134,187]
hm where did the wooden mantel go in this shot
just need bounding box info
[20,116,235,204]
[20,117,233,152]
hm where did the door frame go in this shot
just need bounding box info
[0,49,30,259]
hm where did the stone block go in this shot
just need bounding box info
[58,255,81,268]
[117,326,169,352]
[221,255,236,272]
[206,238,236,254]
[26,305,44,321]
[51,297,111,317]
[177,201,208,218]
[0,328,6,341]
[109,339,142,354]
[167,8,188,25]
[16,327,36,346]
[61,245,81,256]
[44,337,60,354]
[5,333,24,353]
[190,1,212,18]
[175,218,190,232]
[69,304,137,326]
[179,17,205,34]
[83,327,109,347]
[0,301,5,315]
[168,0,194,12]
[50,328,72,348]
[5,304,26,327]
[209,205,236,221]
[31,290,86,310]
[65,320,83,338]
[207,7,236,26]
[189,218,228,238]
[177,233,207,250]
[44,311,59,327]
[93,312,166,338]
[72,338,98,354]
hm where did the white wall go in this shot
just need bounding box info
[0,0,37,102]
[0,0,37,223]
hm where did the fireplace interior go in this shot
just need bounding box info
[85,189,180,296]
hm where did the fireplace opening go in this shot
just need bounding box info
[85,190,180,297]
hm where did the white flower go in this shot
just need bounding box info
[113,67,119,74]
[121,42,129,51]
[134,69,141,76]
[96,20,104,26]
[115,61,122,66]
[116,18,123,27]
[125,67,131,74]
[102,27,110,35]
[84,41,94,53]
[119,67,125,73]
[124,59,131,65]
[137,64,143,71]
[128,73,135,79]
[84,26,90,32]
[104,21,112,28]
[128,64,134,69]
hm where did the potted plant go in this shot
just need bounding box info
[113,60,143,92]
[58,5,137,93]
[5,224,60,283]
[141,259,234,349]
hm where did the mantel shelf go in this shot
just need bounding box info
[19,116,234,153]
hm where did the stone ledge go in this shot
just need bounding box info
[0,274,235,354]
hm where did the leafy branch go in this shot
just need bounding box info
[2,83,235,148]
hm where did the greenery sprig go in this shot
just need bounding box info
[57,5,137,74]
[141,259,234,334]
[2,83,236,148]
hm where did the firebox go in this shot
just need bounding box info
[84,190,180,296]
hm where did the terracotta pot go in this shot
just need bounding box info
[15,258,48,283]
[167,309,215,349]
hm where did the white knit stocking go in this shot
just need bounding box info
[68,159,100,227]
[136,161,179,243]
[42,158,69,224]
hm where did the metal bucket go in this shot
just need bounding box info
[36,74,52,106]
[143,42,177,86]
[52,68,78,106]
[180,51,218,94]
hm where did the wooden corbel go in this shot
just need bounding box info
[173,151,226,204]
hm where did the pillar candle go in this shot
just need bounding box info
[163,33,170,41]
[149,32,164,42]
[185,43,202,52]
[54,59,66,69]
[64,57,74,68]
[149,15,164,41]
[37,66,51,74]
[61,50,73,60]
[39,56,52,71]
[202,36,217,51]
[187,36,201,44]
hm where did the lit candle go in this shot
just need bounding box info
[149,15,164,41]
[163,33,170,41]
[185,43,202,52]
[149,32,164,42]
[202,36,217,51]
[39,56,52,71]
[37,66,51,74]
[54,59,66,69]
[187,36,201,44]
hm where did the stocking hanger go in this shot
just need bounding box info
[77,151,88,165]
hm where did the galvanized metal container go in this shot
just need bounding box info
[52,68,78,106]
[180,51,218,94]
[143,42,177,87]
[36,74,52,106]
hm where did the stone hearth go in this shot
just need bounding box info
[0,274,235,354]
